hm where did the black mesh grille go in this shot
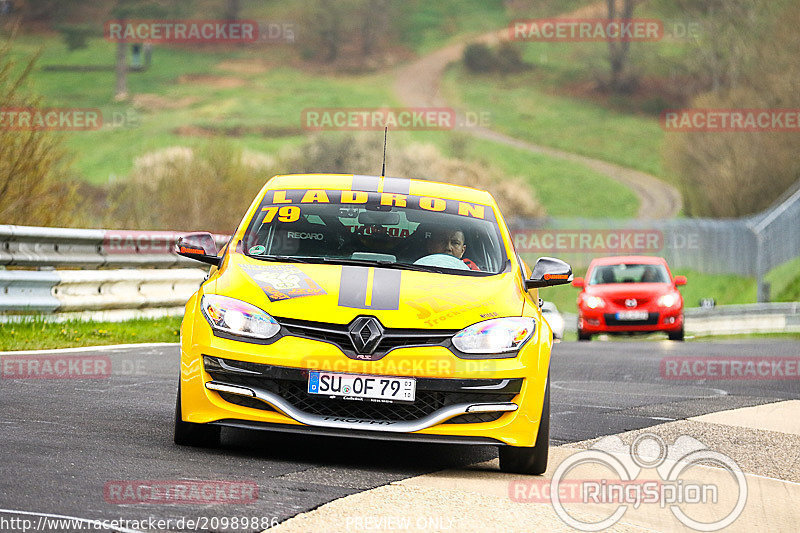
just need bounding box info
[446,412,505,424]
[207,368,516,423]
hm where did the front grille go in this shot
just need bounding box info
[277,317,456,358]
[611,297,652,307]
[604,312,660,326]
[205,358,519,424]
[447,412,505,424]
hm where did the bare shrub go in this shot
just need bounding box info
[107,143,276,233]
[0,34,83,227]
[665,3,800,217]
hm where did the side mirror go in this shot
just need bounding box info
[572,277,585,288]
[525,257,573,290]
[674,275,687,286]
[176,232,221,266]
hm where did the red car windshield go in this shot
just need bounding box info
[589,263,670,284]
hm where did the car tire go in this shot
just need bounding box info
[174,381,221,447]
[577,329,592,341]
[499,375,550,475]
[668,327,685,341]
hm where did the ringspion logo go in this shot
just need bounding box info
[529,434,747,531]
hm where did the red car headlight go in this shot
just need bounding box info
[657,293,680,308]
[584,296,605,309]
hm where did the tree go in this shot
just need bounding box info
[606,0,635,93]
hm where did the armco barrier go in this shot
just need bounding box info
[0,269,206,314]
[0,225,229,269]
[559,304,799,337]
[0,270,62,313]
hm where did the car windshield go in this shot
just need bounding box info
[589,263,670,284]
[241,188,508,275]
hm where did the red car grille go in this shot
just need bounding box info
[611,297,652,307]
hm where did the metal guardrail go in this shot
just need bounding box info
[0,225,227,318]
[560,303,799,337]
[0,225,229,269]
[0,269,206,314]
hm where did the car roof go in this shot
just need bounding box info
[589,255,668,266]
[265,174,496,204]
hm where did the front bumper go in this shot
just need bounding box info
[578,307,684,333]
[179,314,551,447]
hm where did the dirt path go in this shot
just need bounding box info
[393,21,682,219]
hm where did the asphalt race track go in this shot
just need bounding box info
[2,340,798,531]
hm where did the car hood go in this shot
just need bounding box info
[583,282,674,299]
[207,254,525,329]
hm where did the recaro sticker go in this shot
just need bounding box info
[240,264,326,302]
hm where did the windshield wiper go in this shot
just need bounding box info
[247,255,320,263]
[317,257,446,273]
[248,254,449,273]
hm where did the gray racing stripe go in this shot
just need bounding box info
[337,266,401,310]
[382,177,410,194]
[337,266,370,308]
[370,269,401,310]
[351,175,381,192]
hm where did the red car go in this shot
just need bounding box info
[573,256,687,341]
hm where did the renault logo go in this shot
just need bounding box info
[625,299,638,308]
[348,316,384,355]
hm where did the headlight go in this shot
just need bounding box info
[201,295,280,340]
[585,296,605,309]
[452,317,535,355]
[658,293,679,308]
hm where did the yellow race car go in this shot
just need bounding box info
[174,174,572,474]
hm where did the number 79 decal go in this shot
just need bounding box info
[261,205,301,222]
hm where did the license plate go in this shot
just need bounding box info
[616,311,649,321]
[308,372,416,402]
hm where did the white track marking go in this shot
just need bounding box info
[0,343,179,356]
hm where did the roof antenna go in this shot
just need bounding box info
[381,127,388,177]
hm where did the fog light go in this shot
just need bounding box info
[666,317,676,324]
[588,319,600,326]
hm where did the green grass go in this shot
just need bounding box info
[9,34,397,184]
[408,130,639,218]
[5,32,642,217]
[765,257,800,302]
[442,64,666,178]
[0,317,181,351]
